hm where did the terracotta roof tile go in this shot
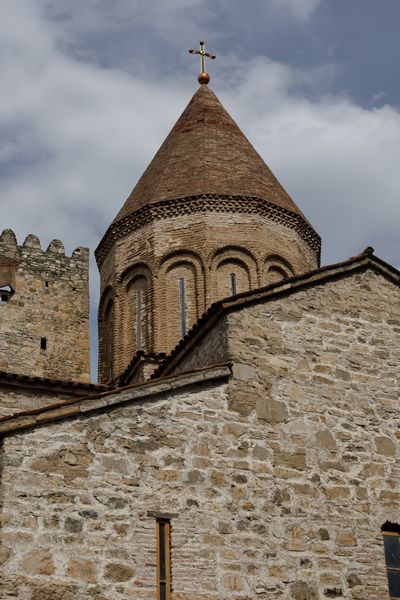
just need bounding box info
[0,370,110,394]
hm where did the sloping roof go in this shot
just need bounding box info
[0,370,110,395]
[153,247,400,378]
[0,364,231,435]
[112,85,306,224]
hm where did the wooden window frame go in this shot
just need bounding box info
[383,529,400,599]
[156,518,171,600]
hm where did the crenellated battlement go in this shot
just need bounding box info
[0,228,88,261]
[0,228,90,385]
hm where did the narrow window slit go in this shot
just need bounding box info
[157,518,171,600]
[136,289,142,351]
[230,272,237,296]
[40,337,47,350]
[178,278,186,337]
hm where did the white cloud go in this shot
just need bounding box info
[269,0,321,21]
[220,57,400,267]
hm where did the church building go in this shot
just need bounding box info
[1,47,399,600]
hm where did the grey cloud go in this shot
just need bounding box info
[269,0,321,21]
[220,59,400,267]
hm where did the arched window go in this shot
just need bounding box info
[98,287,115,384]
[382,521,400,598]
[103,299,114,383]
[263,255,293,285]
[178,277,187,337]
[216,260,250,300]
[265,265,288,284]
[210,247,256,303]
[127,276,149,353]
[165,262,197,347]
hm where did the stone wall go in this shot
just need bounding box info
[168,267,400,598]
[0,368,235,600]
[0,269,398,599]
[0,229,90,384]
[222,269,399,598]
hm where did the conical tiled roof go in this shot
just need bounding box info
[112,85,306,224]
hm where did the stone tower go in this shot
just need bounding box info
[0,228,90,383]
[96,84,321,384]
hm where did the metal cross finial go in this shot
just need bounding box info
[188,40,216,85]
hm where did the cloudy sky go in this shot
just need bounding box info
[1,0,399,378]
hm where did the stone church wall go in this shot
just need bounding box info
[168,267,400,598]
[222,269,400,598]
[0,374,234,600]
[0,269,399,599]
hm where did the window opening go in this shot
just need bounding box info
[45,280,49,288]
[230,272,237,296]
[178,278,186,337]
[0,285,13,304]
[40,337,47,350]
[382,522,400,598]
[157,519,171,600]
[106,307,114,382]
[136,289,142,351]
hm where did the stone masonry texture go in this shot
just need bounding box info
[0,229,90,384]
[1,268,399,599]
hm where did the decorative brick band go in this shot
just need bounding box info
[95,194,321,266]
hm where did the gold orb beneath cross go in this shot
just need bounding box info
[198,72,210,85]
